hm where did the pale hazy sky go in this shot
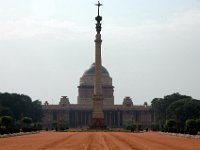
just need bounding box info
[0,0,200,105]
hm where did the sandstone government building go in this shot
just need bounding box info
[41,3,156,130]
[42,63,156,129]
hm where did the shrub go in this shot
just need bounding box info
[185,119,198,135]
[166,119,176,133]
[196,119,200,131]
[1,116,13,129]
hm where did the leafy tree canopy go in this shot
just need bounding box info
[167,98,200,125]
[0,92,43,122]
[0,116,13,128]
[151,93,200,128]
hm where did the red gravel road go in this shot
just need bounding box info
[0,132,200,150]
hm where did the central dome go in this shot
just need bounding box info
[83,63,110,77]
[78,63,114,106]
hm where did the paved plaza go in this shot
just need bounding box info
[0,132,200,150]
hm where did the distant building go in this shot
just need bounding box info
[42,64,156,129]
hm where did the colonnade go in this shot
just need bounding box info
[68,110,123,128]
[42,109,155,129]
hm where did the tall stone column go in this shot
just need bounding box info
[94,33,102,95]
[91,33,104,123]
[90,1,106,129]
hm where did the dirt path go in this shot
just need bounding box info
[0,132,200,150]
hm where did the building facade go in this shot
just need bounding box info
[42,64,156,129]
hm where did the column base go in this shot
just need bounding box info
[89,118,108,130]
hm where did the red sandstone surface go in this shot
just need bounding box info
[0,132,200,150]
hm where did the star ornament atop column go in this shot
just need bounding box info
[95,1,103,33]
[95,1,103,16]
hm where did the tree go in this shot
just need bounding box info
[185,119,197,135]
[166,119,176,132]
[0,105,13,116]
[151,93,193,130]
[0,93,43,122]
[167,98,200,128]
[0,116,13,129]
[195,119,200,132]
[30,100,43,122]
[22,117,32,129]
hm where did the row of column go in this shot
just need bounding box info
[68,110,122,128]
[46,110,155,128]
